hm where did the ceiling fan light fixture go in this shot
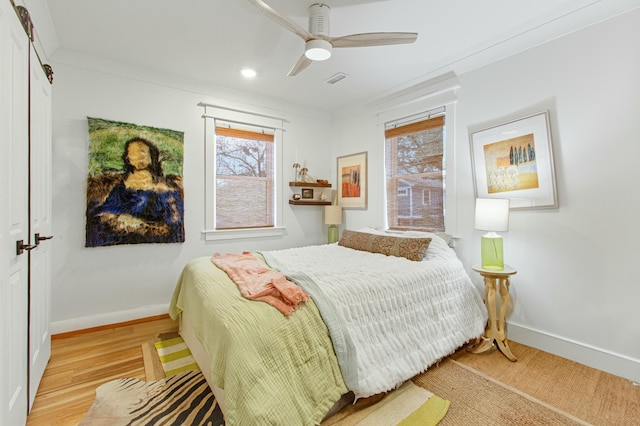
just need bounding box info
[305,39,332,61]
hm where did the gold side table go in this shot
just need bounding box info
[469,265,518,361]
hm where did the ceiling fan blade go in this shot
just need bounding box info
[330,32,418,48]
[287,54,313,77]
[248,0,312,41]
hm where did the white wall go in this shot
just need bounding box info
[50,54,334,331]
[331,9,640,382]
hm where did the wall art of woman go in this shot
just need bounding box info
[86,137,185,247]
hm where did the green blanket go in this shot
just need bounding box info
[169,256,348,425]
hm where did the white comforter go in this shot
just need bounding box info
[261,233,487,398]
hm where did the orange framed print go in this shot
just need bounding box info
[337,151,367,210]
[470,111,558,210]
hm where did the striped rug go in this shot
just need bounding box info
[79,370,224,426]
[153,335,199,377]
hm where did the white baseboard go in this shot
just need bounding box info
[51,303,171,335]
[508,322,640,384]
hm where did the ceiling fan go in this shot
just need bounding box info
[248,0,418,76]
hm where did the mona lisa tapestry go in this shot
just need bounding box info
[85,117,185,247]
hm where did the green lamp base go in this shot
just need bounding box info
[328,224,339,244]
[481,232,504,270]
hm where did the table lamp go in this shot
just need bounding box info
[475,198,510,270]
[325,205,342,244]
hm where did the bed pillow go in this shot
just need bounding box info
[338,229,431,261]
[358,226,454,248]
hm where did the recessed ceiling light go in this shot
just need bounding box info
[241,68,257,78]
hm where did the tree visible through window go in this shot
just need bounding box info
[215,126,274,229]
[385,114,445,232]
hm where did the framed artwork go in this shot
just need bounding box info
[85,117,185,247]
[337,151,367,210]
[301,188,314,199]
[470,111,558,209]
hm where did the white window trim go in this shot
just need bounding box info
[199,103,287,241]
[204,226,287,241]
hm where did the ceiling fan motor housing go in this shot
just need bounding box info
[309,3,330,36]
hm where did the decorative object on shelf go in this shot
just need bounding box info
[300,167,308,180]
[337,151,367,210]
[288,181,332,205]
[325,205,342,244]
[475,198,509,270]
[299,167,319,184]
[292,163,301,182]
[470,110,557,209]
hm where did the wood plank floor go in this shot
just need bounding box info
[26,316,639,425]
[27,316,178,426]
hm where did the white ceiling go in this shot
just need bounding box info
[32,0,640,112]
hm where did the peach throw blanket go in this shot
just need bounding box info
[211,252,309,316]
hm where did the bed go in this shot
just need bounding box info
[169,228,487,425]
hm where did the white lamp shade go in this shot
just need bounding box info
[475,198,509,232]
[325,205,342,225]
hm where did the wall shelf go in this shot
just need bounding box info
[289,200,332,206]
[289,182,331,188]
[289,181,332,205]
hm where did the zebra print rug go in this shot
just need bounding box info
[79,370,224,425]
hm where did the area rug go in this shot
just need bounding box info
[79,370,224,426]
[153,334,199,376]
[321,380,449,426]
[412,358,591,425]
[142,334,450,425]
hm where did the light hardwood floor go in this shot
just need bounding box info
[26,316,638,425]
[27,316,178,426]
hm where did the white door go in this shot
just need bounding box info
[0,3,30,426]
[28,44,53,410]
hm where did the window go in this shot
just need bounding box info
[215,126,274,229]
[385,111,445,232]
[201,103,286,240]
